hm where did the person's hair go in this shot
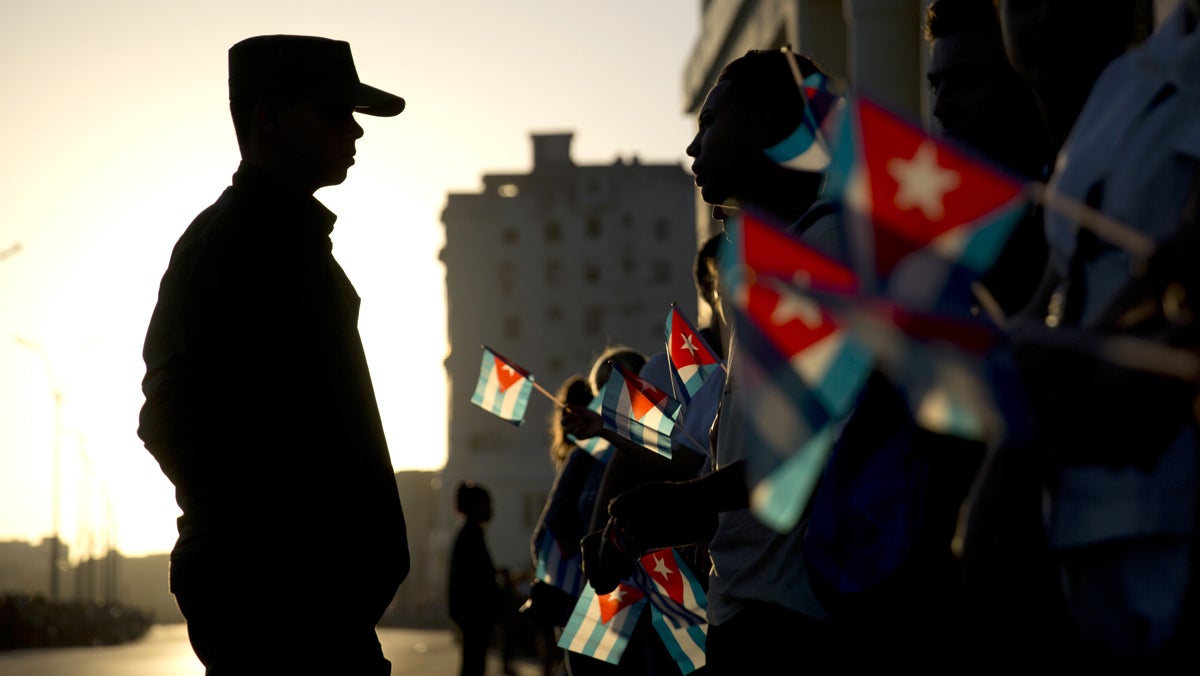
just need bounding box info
[695,232,727,312]
[549,374,595,468]
[587,345,647,395]
[455,481,490,515]
[925,0,1003,44]
[714,49,825,149]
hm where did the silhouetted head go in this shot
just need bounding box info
[227,35,405,194]
[455,481,492,522]
[587,346,647,395]
[686,49,827,219]
[995,0,1151,92]
[925,0,1049,177]
[549,374,595,467]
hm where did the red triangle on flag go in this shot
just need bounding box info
[493,356,525,393]
[597,583,645,624]
[746,279,839,359]
[856,98,1025,278]
[640,551,685,604]
[669,311,716,369]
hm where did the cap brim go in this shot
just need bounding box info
[353,82,405,117]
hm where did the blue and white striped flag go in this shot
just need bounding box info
[558,581,647,665]
[601,362,682,458]
[633,549,708,674]
[470,345,534,425]
[534,526,583,597]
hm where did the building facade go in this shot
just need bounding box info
[437,132,700,587]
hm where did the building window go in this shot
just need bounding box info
[545,220,561,242]
[547,260,563,285]
[547,306,563,322]
[584,263,601,284]
[502,227,518,244]
[503,314,521,339]
[586,218,602,238]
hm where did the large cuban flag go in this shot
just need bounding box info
[823,95,1030,322]
[601,362,682,458]
[721,210,875,531]
[558,581,647,665]
[470,345,534,425]
[664,303,723,405]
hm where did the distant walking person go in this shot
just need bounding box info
[136,35,409,674]
[449,481,502,676]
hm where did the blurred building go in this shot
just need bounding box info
[437,132,699,589]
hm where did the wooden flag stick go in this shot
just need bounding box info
[1026,182,1156,260]
[531,379,568,409]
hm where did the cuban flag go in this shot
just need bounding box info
[534,526,583,597]
[470,345,533,425]
[665,303,723,404]
[728,210,875,418]
[721,210,875,531]
[823,96,1030,321]
[601,362,682,458]
[764,71,845,173]
[635,550,708,674]
[567,383,613,462]
[558,581,647,665]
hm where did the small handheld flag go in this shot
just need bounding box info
[665,304,723,405]
[601,362,682,458]
[558,581,647,665]
[470,345,534,425]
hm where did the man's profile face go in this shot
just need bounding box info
[273,97,364,193]
[929,32,1043,174]
[997,0,1135,89]
[686,80,757,207]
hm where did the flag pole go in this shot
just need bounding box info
[1026,182,1156,260]
[481,343,567,407]
[531,379,568,409]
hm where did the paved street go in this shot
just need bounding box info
[0,623,552,675]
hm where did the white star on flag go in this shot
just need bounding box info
[501,364,517,377]
[887,140,960,221]
[652,554,674,579]
[678,332,699,358]
[608,588,627,604]
[768,280,823,329]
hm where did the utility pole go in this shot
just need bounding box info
[15,335,64,601]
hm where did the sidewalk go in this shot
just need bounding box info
[380,627,559,676]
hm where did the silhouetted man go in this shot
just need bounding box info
[138,35,409,674]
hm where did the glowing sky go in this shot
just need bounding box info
[0,0,699,557]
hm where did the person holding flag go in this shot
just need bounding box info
[584,48,858,675]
